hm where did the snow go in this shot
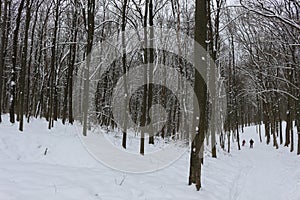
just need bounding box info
[0,114,300,200]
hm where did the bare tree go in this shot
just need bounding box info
[121,0,128,148]
[189,0,208,191]
[0,0,9,123]
[19,0,32,131]
[82,0,95,136]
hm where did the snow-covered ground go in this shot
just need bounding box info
[0,114,299,200]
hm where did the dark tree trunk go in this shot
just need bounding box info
[227,131,231,153]
[48,0,60,129]
[140,0,149,155]
[62,3,77,125]
[148,0,155,145]
[121,0,128,149]
[263,102,271,145]
[208,0,221,158]
[231,34,240,151]
[82,0,95,136]
[297,72,300,155]
[10,0,26,124]
[0,0,8,123]
[19,0,32,131]
[291,122,294,152]
[189,0,207,191]
[279,109,283,145]
[285,110,291,147]
[26,0,42,123]
[270,106,278,149]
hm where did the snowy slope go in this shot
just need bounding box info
[0,114,299,200]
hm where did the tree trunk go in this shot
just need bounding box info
[140,0,149,155]
[279,111,283,145]
[189,0,207,191]
[0,0,8,123]
[208,0,221,158]
[297,123,300,155]
[62,3,77,125]
[26,0,41,123]
[10,0,26,124]
[148,0,155,145]
[297,68,300,155]
[291,121,294,152]
[48,0,60,129]
[121,0,128,149]
[82,0,95,136]
[285,110,291,147]
[270,107,278,149]
[227,131,231,153]
[19,0,31,131]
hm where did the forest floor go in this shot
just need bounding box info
[0,114,299,200]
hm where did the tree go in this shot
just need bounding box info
[140,0,149,155]
[121,0,128,149]
[208,0,224,157]
[19,0,32,131]
[62,0,78,125]
[0,0,9,123]
[48,0,60,129]
[297,64,300,155]
[189,0,208,191]
[82,0,95,136]
[9,0,26,124]
[148,0,155,145]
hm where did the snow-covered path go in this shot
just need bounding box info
[0,115,300,200]
[229,126,300,200]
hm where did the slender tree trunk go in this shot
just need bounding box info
[297,119,300,155]
[0,0,8,123]
[231,33,240,150]
[270,107,278,149]
[148,0,155,145]
[48,0,60,129]
[0,2,1,120]
[82,0,95,136]
[140,0,149,155]
[263,101,271,145]
[279,109,283,144]
[62,3,77,125]
[285,110,291,147]
[121,0,128,148]
[189,0,207,191]
[227,131,231,153]
[26,1,42,123]
[259,123,262,143]
[10,0,26,124]
[291,121,294,152]
[19,0,31,131]
[208,0,221,158]
[297,69,300,155]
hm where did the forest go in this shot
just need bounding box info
[0,0,299,191]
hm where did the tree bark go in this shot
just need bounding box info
[82,0,95,136]
[26,0,42,123]
[62,3,77,125]
[0,0,8,123]
[189,0,207,191]
[19,0,32,131]
[48,0,60,129]
[148,0,155,145]
[10,0,26,124]
[121,0,128,149]
[140,0,149,155]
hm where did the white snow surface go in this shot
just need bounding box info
[0,114,300,200]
